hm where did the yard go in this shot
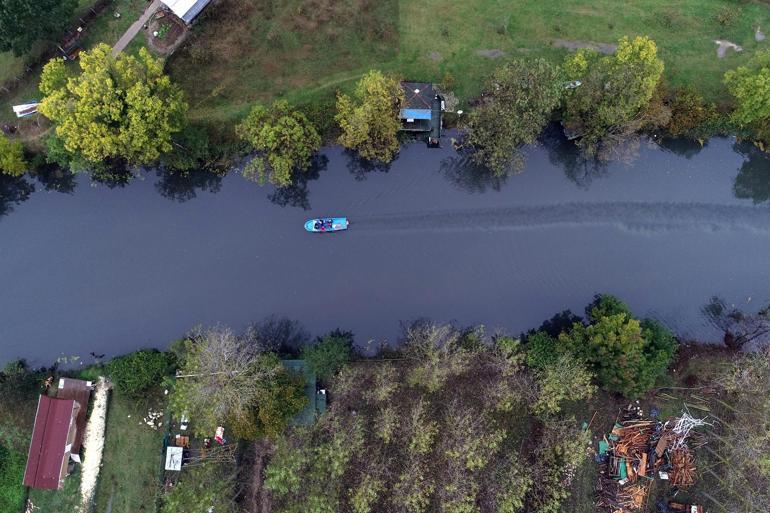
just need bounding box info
[167,0,770,132]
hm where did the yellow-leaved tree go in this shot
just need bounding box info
[39,44,188,166]
[335,70,404,163]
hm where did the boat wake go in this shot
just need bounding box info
[349,202,770,235]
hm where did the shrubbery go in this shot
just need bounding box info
[302,329,354,380]
[107,349,175,395]
[0,443,25,513]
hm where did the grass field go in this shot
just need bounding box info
[166,0,770,132]
[90,388,166,513]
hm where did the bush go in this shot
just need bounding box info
[0,444,26,513]
[666,87,718,139]
[303,330,354,380]
[107,349,175,395]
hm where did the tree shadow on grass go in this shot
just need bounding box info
[268,155,328,211]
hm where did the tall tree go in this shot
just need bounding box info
[725,50,770,145]
[38,44,188,167]
[235,100,321,187]
[562,36,665,158]
[0,135,26,177]
[335,70,404,163]
[465,58,563,175]
[559,294,676,398]
[170,325,306,439]
[0,0,77,55]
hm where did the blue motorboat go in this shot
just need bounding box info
[304,217,349,233]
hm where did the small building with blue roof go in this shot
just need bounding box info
[400,82,444,146]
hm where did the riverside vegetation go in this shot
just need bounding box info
[1,295,769,513]
[3,1,770,187]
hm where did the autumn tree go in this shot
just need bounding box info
[725,50,770,146]
[0,135,26,177]
[465,58,563,175]
[0,0,77,55]
[335,70,404,163]
[235,100,321,186]
[562,36,665,158]
[38,44,188,167]
[170,325,306,439]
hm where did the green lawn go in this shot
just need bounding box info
[91,388,166,513]
[167,0,770,132]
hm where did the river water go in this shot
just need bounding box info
[2,131,770,365]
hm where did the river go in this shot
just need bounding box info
[2,130,770,365]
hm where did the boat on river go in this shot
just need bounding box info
[304,217,349,233]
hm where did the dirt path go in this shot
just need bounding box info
[79,377,110,512]
[243,440,274,513]
[112,0,161,56]
[553,39,617,55]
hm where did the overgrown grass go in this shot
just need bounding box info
[166,0,770,135]
[27,467,83,513]
[91,388,166,513]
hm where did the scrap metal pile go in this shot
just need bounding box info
[596,406,708,513]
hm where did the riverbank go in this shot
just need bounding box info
[167,0,770,131]
[2,304,764,513]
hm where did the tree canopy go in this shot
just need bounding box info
[266,323,591,513]
[106,349,175,396]
[38,44,188,167]
[465,58,563,175]
[335,70,404,163]
[725,50,770,144]
[169,325,306,439]
[236,100,321,187]
[0,135,26,177]
[0,0,77,55]
[562,36,665,158]
[302,329,354,381]
[558,294,676,397]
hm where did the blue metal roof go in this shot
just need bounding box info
[400,108,432,120]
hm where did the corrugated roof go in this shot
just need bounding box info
[161,0,212,23]
[23,396,77,490]
[400,108,432,120]
[56,378,91,453]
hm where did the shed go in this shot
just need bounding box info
[56,378,92,453]
[399,81,444,145]
[23,396,80,490]
[160,0,212,24]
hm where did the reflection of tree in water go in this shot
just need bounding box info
[33,166,77,194]
[438,153,507,193]
[155,167,223,203]
[540,124,609,188]
[702,296,770,350]
[0,174,34,218]
[530,309,582,338]
[733,141,770,204]
[90,163,134,189]
[657,137,707,159]
[245,315,311,354]
[345,150,392,181]
[268,155,327,210]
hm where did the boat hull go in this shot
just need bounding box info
[304,217,349,233]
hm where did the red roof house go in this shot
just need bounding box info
[56,378,92,453]
[23,396,81,490]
